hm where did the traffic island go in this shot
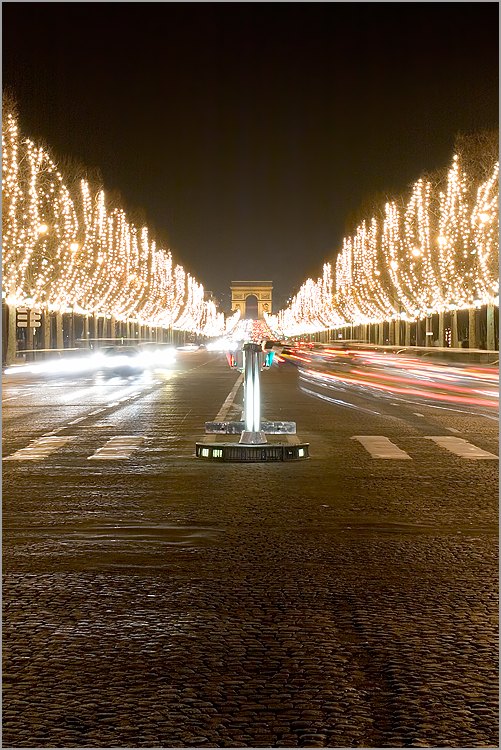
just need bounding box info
[195,342,309,463]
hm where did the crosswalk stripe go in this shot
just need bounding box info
[352,435,412,460]
[88,436,144,460]
[3,434,497,463]
[4,435,74,461]
[425,436,498,460]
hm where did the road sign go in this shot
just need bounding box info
[16,307,29,328]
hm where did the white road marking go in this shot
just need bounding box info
[61,387,96,403]
[446,427,461,433]
[352,435,412,460]
[413,413,425,417]
[425,436,498,460]
[88,436,144,460]
[214,373,244,421]
[4,435,74,461]
[68,416,86,425]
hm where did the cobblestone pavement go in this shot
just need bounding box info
[2,355,499,747]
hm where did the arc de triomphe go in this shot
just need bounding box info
[230,281,273,319]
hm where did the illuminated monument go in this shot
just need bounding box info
[230,281,273,319]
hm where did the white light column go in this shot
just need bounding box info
[240,343,267,445]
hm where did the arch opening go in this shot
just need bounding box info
[245,295,259,319]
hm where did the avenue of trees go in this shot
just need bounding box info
[2,102,225,338]
[267,132,498,347]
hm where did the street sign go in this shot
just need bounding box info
[16,307,29,328]
[29,311,42,328]
[16,308,42,328]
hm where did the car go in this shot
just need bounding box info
[95,346,145,377]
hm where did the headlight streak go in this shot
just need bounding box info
[299,381,382,416]
[298,355,498,410]
[5,347,177,378]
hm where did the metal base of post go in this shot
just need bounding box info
[240,430,267,445]
[195,442,309,462]
[205,420,296,435]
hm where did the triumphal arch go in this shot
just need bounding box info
[230,281,273,319]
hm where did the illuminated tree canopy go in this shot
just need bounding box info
[2,111,225,336]
[266,144,499,338]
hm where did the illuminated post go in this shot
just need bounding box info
[240,342,266,445]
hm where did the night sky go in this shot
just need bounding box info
[3,3,498,310]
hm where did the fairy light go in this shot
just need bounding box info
[2,112,225,335]
[272,152,498,338]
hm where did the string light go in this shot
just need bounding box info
[2,112,225,335]
[271,151,499,337]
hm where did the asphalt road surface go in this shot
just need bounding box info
[3,350,498,748]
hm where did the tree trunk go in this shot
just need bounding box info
[5,303,17,365]
[486,304,496,350]
[451,310,459,348]
[438,312,445,347]
[43,308,51,352]
[468,308,477,349]
[404,321,411,347]
[56,312,64,350]
[83,315,90,347]
[425,316,433,346]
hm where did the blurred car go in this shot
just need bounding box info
[94,346,145,377]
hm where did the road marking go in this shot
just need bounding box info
[425,436,498,460]
[88,435,144,460]
[413,413,425,417]
[214,373,244,421]
[446,427,461,433]
[68,416,86,425]
[352,435,412,460]
[4,435,74,461]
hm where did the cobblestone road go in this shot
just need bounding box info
[3,355,498,747]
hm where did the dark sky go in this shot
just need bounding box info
[3,3,499,310]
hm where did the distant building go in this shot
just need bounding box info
[230,281,273,319]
